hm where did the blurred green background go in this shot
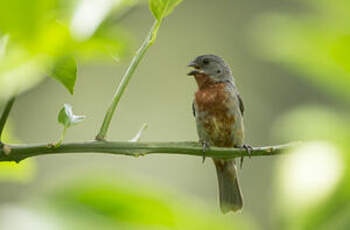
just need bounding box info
[0,0,349,229]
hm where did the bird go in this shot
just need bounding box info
[188,54,249,213]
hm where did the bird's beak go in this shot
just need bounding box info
[187,61,200,69]
[187,70,200,76]
[187,61,200,76]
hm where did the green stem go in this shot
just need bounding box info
[0,97,16,142]
[0,141,298,163]
[57,126,68,146]
[96,20,161,141]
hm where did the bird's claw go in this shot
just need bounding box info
[201,142,209,163]
[239,144,253,169]
[242,144,253,157]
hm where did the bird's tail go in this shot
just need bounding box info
[213,159,243,213]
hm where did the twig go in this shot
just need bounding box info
[96,20,161,141]
[0,97,16,142]
[0,141,298,163]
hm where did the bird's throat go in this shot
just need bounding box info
[194,74,216,90]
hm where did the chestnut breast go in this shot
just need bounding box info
[194,79,241,147]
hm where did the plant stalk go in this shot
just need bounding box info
[0,97,16,142]
[0,141,297,163]
[96,20,161,141]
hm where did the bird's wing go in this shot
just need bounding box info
[224,80,245,116]
[192,101,196,117]
[237,94,244,116]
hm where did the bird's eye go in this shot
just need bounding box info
[202,59,209,65]
[217,70,221,74]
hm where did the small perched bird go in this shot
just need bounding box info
[188,54,248,213]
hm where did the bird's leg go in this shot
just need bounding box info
[201,141,210,163]
[236,144,253,169]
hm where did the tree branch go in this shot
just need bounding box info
[0,97,16,142]
[0,141,298,163]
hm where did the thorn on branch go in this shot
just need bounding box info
[129,123,148,142]
[133,153,146,158]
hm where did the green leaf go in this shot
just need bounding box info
[0,0,131,99]
[49,56,77,95]
[58,104,86,128]
[149,0,183,21]
[0,34,9,60]
[0,160,35,183]
[272,105,350,230]
[0,123,36,183]
[48,177,252,230]
[0,0,56,41]
[252,0,350,101]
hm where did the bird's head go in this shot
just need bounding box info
[187,54,233,82]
